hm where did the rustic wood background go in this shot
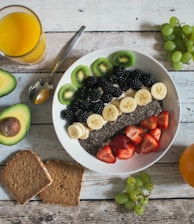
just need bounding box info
[0,0,194,223]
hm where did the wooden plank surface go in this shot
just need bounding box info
[1,0,194,223]
[0,200,194,224]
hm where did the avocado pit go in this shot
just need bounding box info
[0,117,21,137]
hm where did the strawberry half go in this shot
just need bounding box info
[137,133,159,154]
[139,115,157,129]
[157,110,169,129]
[116,142,135,160]
[110,135,128,151]
[125,125,143,145]
[96,145,116,163]
[149,128,162,141]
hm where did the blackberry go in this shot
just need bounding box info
[81,99,92,111]
[133,69,144,80]
[112,66,126,76]
[70,100,81,113]
[76,86,89,100]
[92,100,104,114]
[76,110,88,123]
[60,108,75,124]
[89,88,101,101]
[141,73,155,87]
[131,78,142,90]
[111,86,123,97]
[101,92,113,103]
[84,76,99,88]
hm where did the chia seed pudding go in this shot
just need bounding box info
[79,100,162,155]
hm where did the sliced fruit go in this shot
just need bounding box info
[116,143,135,160]
[67,123,83,139]
[125,125,144,145]
[137,133,159,154]
[140,115,157,130]
[125,88,136,97]
[157,110,169,129]
[149,128,162,141]
[80,126,90,140]
[134,89,152,106]
[71,65,91,88]
[91,57,113,77]
[112,51,135,68]
[102,104,119,121]
[151,82,167,100]
[0,103,31,146]
[119,96,137,113]
[0,69,17,98]
[96,145,116,163]
[110,135,128,151]
[86,114,105,130]
[58,83,77,105]
[111,99,122,115]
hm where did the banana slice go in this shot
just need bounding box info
[134,89,152,106]
[102,104,119,121]
[74,122,87,136]
[87,114,105,130]
[111,99,122,115]
[80,126,90,139]
[67,123,83,139]
[119,96,137,113]
[151,82,167,100]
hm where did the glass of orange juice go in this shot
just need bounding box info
[0,5,46,65]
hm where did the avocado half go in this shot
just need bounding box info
[0,103,31,146]
[0,69,17,98]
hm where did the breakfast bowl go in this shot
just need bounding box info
[52,47,180,175]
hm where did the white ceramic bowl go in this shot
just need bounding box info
[52,47,180,175]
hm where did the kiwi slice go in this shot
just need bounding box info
[71,65,91,88]
[58,83,77,105]
[91,58,113,77]
[112,51,135,68]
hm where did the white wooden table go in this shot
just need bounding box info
[1,1,194,223]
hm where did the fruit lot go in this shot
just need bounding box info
[1,0,194,223]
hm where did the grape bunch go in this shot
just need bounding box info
[114,172,154,215]
[161,16,194,70]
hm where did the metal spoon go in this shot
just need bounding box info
[28,25,86,104]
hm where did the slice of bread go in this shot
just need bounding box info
[0,150,53,204]
[39,160,84,206]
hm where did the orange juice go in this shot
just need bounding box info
[0,5,46,64]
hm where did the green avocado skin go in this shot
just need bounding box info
[0,69,17,98]
[0,103,31,146]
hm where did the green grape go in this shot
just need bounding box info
[114,192,128,204]
[134,205,145,215]
[125,184,134,194]
[173,61,183,70]
[144,182,154,192]
[187,45,194,53]
[186,39,193,47]
[182,24,192,35]
[169,16,180,27]
[181,52,192,64]
[127,176,136,186]
[163,34,175,41]
[130,190,141,201]
[139,172,151,184]
[124,199,136,210]
[164,40,176,51]
[171,51,182,62]
[162,24,174,36]
[135,177,143,188]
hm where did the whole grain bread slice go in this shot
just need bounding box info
[39,160,84,206]
[0,150,53,204]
